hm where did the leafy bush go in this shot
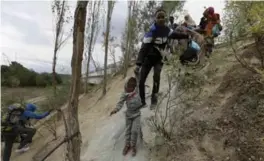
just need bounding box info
[36,74,49,87]
[7,76,20,87]
[1,61,63,87]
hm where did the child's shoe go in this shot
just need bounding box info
[122,143,130,155]
[131,145,137,157]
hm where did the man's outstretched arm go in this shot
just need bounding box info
[136,30,154,66]
[23,111,49,120]
[168,30,189,40]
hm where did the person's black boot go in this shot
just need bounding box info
[150,94,158,110]
[140,101,147,108]
[151,93,158,105]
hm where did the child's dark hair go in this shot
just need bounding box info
[127,77,137,89]
[155,8,166,16]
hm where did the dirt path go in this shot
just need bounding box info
[27,96,47,104]
[80,69,169,161]
[10,67,160,161]
[80,108,149,161]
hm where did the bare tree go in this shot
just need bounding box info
[65,1,88,161]
[51,0,72,96]
[161,1,185,16]
[84,0,103,93]
[108,36,119,73]
[122,1,140,78]
[91,55,100,71]
[123,1,132,78]
[2,53,11,65]
[102,1,116,96]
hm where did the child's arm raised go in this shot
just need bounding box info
[110,92,127,116]
[116,92,127,111]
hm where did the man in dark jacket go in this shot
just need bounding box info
[134,9,190,108]
[2,103,51,161]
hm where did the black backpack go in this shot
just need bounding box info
[1,106,25,132]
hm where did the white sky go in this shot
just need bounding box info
[0,0,225,74]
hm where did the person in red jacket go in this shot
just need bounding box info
[201,7,222,37]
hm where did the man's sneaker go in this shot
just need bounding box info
[139,127,143,141]
[15,145,30,153]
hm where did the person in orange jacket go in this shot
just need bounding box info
[201,7,222,37]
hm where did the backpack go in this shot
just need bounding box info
[1,106,24,132]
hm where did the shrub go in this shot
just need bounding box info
[1,61,63,87]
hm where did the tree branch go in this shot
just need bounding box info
[39,132,80,161]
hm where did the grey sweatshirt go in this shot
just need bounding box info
[115,77,142,119]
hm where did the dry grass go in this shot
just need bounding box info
[148,44,264,161]
[1,87,49,103]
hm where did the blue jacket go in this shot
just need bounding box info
[22,103,49,120]
[136,23,189,66]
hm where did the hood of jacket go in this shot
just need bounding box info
[25,103,37,112]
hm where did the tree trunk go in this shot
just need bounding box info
[113,54,117,73]
[91,55,99,71]
[65,1,88,161]
[84,40,93,93]
[52,46,58,96]
[85,2,98,94]
[84,17,96,94]
[84,52,89,93]
[123,2,132,78]
[102,2,112,96]
[84,51,91,93]
[52,0,66,96]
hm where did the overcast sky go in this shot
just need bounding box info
[0,0,224,74]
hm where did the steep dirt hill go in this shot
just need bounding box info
[8,41,264,161]
[147,43,264,161]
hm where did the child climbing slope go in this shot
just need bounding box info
[110,77,142,157]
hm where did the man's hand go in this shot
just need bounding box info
[134,66,141,76]
[110,109,118,116]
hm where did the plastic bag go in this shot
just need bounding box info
[212,24,221,37]
[190,40,201,52]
